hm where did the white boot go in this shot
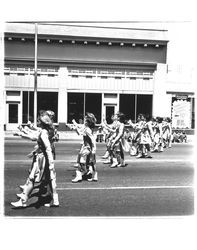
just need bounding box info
[88,171,98,182]
[93,171,98,181]
[136,153,143,158]
[72,170,82,183]
[45,193,59,207]
[102,151,109,159]
[52,193,59,207]
[118,160,126,167]
[11,199,27,208]
[16,193,26,199]
[110,158,118,168]
[19,184,27,191]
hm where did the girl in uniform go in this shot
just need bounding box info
[152,117,163,152]
[129,114,153,158]
[108,112,126,168]
[16,110,58,193]
[101,114,118,164]
[162,117,172,148]
[72,112,97,182]
[11,111,59,208]
[129,114,146,158]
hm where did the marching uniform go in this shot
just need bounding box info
[153,118,163,152]
[129,115,153,158]
[109,120,125,167]
[162,118,172,148]
[72,113,97,182]
[11,113,59,208]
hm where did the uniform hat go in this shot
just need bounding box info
[86,112,97,122]
[46,110,55,118]
[85,112,97,126]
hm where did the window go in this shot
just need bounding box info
[22,91,58,123]
[85,93,102,123]
[119,94,135,121]
[119,94,153,122]
[22,91,34,123]
[67,93,102,123]
[7,91,20,96]
[68,93,84,123]
[9,104,18,123]
[136,94,153,118]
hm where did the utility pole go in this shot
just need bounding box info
[34,22,38,125]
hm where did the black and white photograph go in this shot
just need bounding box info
[0,0,196,250]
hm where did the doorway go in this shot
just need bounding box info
[105,105,115,124]
[6,103,19,130]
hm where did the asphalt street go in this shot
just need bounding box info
[4,138,194,217]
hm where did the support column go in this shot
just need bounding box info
[58,67,68,125]
[152,63,169,117]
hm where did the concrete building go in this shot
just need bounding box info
[3,22,195,130]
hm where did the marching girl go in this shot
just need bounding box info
[129,114,153,158]
[128,114,146,158]
[108,112,126,168]
[140,115,154,158]
[11,111,59,208]
[152,117,163,152]
[72,112,98,183]
[16,110,58,191]
[162,117,172,148]
[101,114,118,164]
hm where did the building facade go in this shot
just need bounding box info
[4,23,195,130]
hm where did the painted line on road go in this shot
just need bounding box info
[57,185,193,190]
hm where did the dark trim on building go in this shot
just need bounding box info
[5,57,157,69]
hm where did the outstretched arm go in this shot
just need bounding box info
[13,130,38,141]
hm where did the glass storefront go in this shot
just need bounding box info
[137,94,153,119]
[67,93,102,123]
[22,91,58,123]
[68,92,153,124]
[119,94,152,122]
[119,94,135,122]
[67,93,84,123]
[85,93,102,123]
